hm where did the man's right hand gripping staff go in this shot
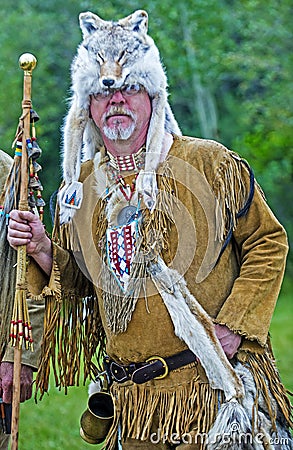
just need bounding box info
[7,209,52,276]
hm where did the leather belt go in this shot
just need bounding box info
[104,349,197,385]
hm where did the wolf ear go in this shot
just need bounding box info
[118,10,148,34]
[79,12,107,38]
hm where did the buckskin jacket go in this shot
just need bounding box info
[28,136,292,448]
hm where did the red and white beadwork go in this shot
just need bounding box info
[108,146,145,172]
[106,219,138,291]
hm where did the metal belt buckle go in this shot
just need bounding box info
[110,361,128,382]
[146,356,169,380]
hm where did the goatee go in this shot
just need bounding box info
[103,107,136,141]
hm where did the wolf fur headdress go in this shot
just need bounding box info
[59,9,181,223]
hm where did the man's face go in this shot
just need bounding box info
[90,84,152,145]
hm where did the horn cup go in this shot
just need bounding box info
[80,391,114,444]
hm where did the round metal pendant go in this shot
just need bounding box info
[117,205,138,226]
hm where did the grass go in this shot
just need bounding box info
[17,277,293,449]
[19,385,94,449]
[269,277,293,393]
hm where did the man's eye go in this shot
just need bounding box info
[92,90,111,100]
[124,84,141,95]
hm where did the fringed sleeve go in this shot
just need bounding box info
[33,161,107,397]
[214,154,289,346]
[172,137,288,346]
[33,234,106,397]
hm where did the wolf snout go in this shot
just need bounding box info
[102,78,115,87]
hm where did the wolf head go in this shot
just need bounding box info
[73,10,167,103]
[60,10,180,223]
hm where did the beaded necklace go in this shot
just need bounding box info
[104,147,145,227]
[107,145,145,172]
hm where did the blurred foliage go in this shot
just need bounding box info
[0,0,292,272]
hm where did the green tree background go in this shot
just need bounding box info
[0,1,292,448]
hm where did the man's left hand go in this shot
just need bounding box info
[0,362,33,403]
[214,324,242,359]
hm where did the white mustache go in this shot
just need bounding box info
[105,106,135,120]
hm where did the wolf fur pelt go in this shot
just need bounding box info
[209,363,293,450]
[60,10,181,222]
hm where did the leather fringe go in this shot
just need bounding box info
[239,350,293,430]
[35,226,106,397]
[0,237,17,360]
[106,377,223,450]
[0,162,20,359]
[213,152,249,241]
[141,161,178,258]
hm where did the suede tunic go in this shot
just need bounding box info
[30,135,288,364]
[105,136,284,362]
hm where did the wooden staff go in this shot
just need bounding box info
[11,53,37,450]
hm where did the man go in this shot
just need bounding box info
[7,10,292,450]
[0,149,44,450]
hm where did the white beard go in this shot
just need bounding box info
[102,106,136,141]
[102,121,136,141]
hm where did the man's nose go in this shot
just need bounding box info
[110,90,125,104]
